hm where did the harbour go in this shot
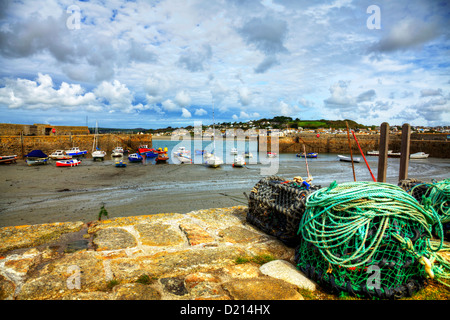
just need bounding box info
[1,139,448,227]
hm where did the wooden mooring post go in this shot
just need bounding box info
[399,123,411,181]
[377,122,411,183]
[377,122,389,183]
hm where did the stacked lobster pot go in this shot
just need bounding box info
[247,175,321,247]
[399,178,450,241]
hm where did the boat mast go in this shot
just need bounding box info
[212,99,215,153]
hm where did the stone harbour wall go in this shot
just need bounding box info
[274,133,450,158]
[0,207,316,300]
[0,133,152,158]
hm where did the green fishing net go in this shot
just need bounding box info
[295,181,447,299]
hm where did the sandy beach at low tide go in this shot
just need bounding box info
[1,153,448,227]
[0,159,257,227]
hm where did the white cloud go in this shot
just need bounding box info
[0,73,97,110]
[175,90,191,107]
[181,107,192,118]
[238,87,252,106]
[194,108,207,116]
[161,99,179,112]
[0,0,448,127]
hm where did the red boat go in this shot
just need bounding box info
[0,155,17,164]
[56,159,81,167]
[155,147,169,163]
[138,145,155,154]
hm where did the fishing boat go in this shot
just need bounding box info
[56,159,81,167]
[128,153,143,162]
[155,149,169,164]
[25,150,49,166]
[174,152,192,164]
[115,160,127,167]
[65,147,87,157]
[267,152,277,158]
[173,146,190,156]
[297,152,318,158]
[137,145,158,157]
[49,150,72,160]
[338,155,361,163]
[204,99,223,168]
[205,154,223,168]
[232,155,246,167]
[92,121,106,161]
[244,151,253,158]
[111,147,124,157]
[230,148,238,155]
[0,155,18,164]
[410,152,429,159]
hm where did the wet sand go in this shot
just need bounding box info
[1,154,449,227]
[0,159,259,227]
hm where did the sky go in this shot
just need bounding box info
[0,0,449,129]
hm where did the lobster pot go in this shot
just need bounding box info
[247,176,321,247]
[295,181,433,299]
[399,178,450,240]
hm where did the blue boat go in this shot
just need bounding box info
[128,153,143,162]
[297,152,318,158]
[25,150,49,166]
[65,147,88,157]
[115,160,127,167]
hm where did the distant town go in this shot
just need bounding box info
[94,116,450,138]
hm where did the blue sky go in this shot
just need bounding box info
[0,0,449,129]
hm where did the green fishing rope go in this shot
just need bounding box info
[298,181,449,285]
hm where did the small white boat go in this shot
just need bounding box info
[173,146,190,155]
[111,147,124,157]
[410,152,429,159]
[174,152,192,164]
[92,150,106,161]
[230,148,238,155]
[338,155,361,163]
[267,152,277,158]
[92,121,106,161]
[49,150,72,160]
[232,155,246,167]
[244,152,253,158]
[205,154,223,168]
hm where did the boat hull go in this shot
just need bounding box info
[338,155,361,163]
[56,159,81,167]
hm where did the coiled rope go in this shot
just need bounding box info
[411,178,450,224]
[298,181,450,287]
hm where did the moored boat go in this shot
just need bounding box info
[138,145,158,157]
[56,159,81,167]
[111,147,124,157]
[49,150,72,160]
[205,154,223,168]
[297,152,318,158]
[128,153,143,162]
[410,152,429,159]
[338,155,361,163]
[115,160,127,167]
[232,155,246,167]
[267,152,277,158]
[65,147,87,157]
[25,150,49,166]
[0,155,18,164]
[155,151,169,164]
